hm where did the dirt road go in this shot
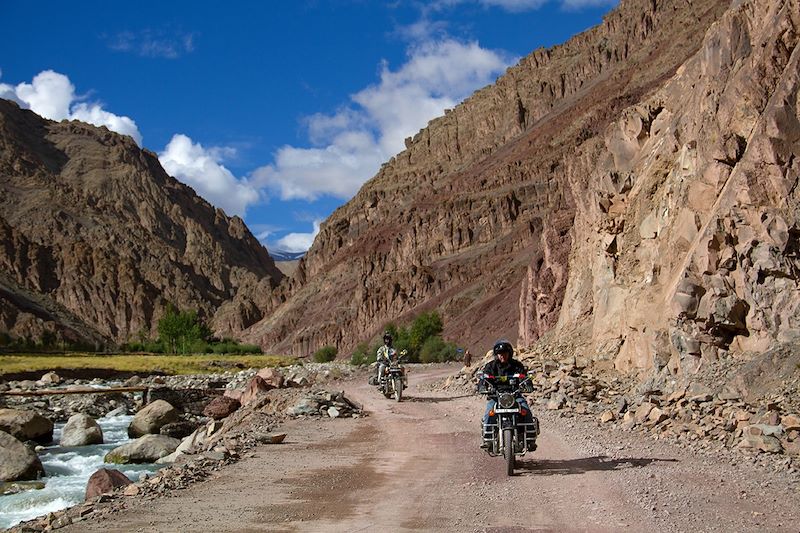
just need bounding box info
[64,365,800,532]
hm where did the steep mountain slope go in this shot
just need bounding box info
[242,0,731,357]
[557,0,800,375]
[0,100,283,345]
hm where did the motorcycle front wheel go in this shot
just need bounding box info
[503,428,515,476]
[393,377,403,402]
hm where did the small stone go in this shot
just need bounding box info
[781,414,800,431]
[599,410,615,423]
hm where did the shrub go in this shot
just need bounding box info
[313,345,338,363]
[419,336,459,363]
[350,342,371,366]
[211,342,262,355]
[409,311,443,352]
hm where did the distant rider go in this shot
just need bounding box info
[375,332,397,385]
[479,340,537,451]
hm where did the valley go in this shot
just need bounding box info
[41,366,800,533]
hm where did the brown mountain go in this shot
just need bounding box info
[244,0,799,377]
[0,100,283,346]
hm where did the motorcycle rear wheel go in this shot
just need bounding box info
[503,428,515,476]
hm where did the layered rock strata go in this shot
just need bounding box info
[0,100,282,344]
[243,0,730,356]
[560,0,800,373]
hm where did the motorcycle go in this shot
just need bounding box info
[478,372,540,476]
[379,351,408,402]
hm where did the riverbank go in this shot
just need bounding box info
[1,361,367,531]
[0,414,161,529]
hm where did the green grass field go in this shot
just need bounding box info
[0,353,296,377]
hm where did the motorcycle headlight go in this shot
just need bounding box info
[498,393,516,409]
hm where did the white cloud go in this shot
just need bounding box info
[0,70,143,145]
[559,0,616,10]
[430,0,613,12]
[159,134,260,218]
[252,39,512,201]
[70,103,143,145]
[274,220,321,253]
[479,0,547,10]
[107,30,195,59]
[249,223,282,243]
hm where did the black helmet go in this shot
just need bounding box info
[383,331,393,344]
[492,340,513,357]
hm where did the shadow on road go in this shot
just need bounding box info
[404,394,474,403]
[516,455,676,476]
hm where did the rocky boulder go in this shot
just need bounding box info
[203,396,241,420]
[84,468,131,500]
[240,376,274,407]
[0,430,45,481]
[0,408,53,444]
[105,434,181,464]
[39,372,61,385]
[256,367,285,388]
[60,414,103,446]
[127,400,179,438]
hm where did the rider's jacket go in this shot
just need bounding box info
[376,345,397,363]
[481,357,527,378]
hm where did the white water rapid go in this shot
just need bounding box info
[0,414,162,529]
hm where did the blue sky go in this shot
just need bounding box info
[0,0,616,253]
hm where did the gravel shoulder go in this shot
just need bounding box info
[59,365,800,532]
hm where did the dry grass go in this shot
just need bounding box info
[0,353,296,377]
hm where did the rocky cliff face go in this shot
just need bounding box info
[242,0,731,357]
[0,100,283,345]
[558,0,800,375]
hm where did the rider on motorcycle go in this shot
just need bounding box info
[479,340,537,451]
[375,331,397,385]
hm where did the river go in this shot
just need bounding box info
[0,414,162,530]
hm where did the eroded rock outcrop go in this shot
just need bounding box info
[558,0,800,374]
[242,0,730,356]
[0,100,283,345]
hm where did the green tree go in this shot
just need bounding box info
[409,311,443,352]
[158,305,210,354]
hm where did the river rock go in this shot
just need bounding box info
[159,420,198,439]
[61,414,103,446]
[104,406,128,418]
[39,372,61,385]
[84,468,132,500]
[105,434,181,464]
[0,430,45,481]
[203,396,241,420]
[128,400,179,437]
[0,408,54,444]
